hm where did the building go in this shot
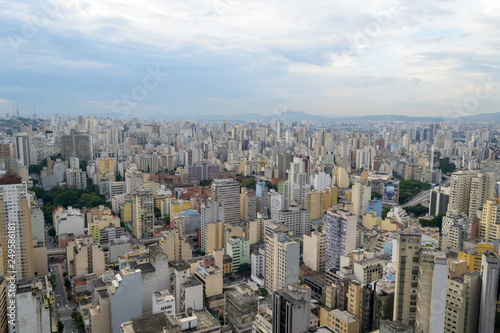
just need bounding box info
[448,171,495,219]
[415,252,447,333]
[478,251,500,333]
[15,277,52,333]
[131,185,154,239]
[185,161,221,182]
[211,179,240,225]
[351,181,371,217]
[256,181,269,218]
[353,257,384,286]
[53,206,85,237]
[444,272,480,333]
[246,215,272,245]
[322,309,360,333]
[251,247,265,287]
[125,167,144,194]
[226,236,250,273]
[478,200,500,242]
[393,232,421,327]
[194,265,223,298]
[66,235,106,278]
[61,132,93,161]
[225,285,258,333]
[303,231,326,272]
[201,200,224,252]
[265,222,300,293]
[240,188,257,221]
[274,205,311,236]
[324,210,357,271]
[305,190,324,220]
[66,168,87,189]
[429,186,450,217]
[0,171,34,278]
[379,320,413,333]
[161,229,192,261]
[272,285,311,333]
[152,290,175,316]
[404,164,421,181]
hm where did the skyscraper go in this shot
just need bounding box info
[324,210,357,271]
[265,222,299,293]
[393,232,421,327]
[211,179,240,225]
[478,251,500,333]
[131,185,154,239]
[352,181,371,217]
[0,171,34,278]
[272,285,311,333]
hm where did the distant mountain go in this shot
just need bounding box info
[97,110,500,122]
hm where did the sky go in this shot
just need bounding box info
[0,0,500,118]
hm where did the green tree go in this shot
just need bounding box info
[371,191,380,199]
[154,207,161,218]
[403,204,428,217]
[419,213,445,232]
[48,227,56,238]
[57,321,64,333]
[238,263,251,275]
[245,178,257,190]
[71,311,85,331]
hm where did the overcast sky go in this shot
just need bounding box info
[1,0,500,118]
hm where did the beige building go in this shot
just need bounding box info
[303,230,325,272]
[322,186,338,210]
[323,308,360,333]
[0,171,34,278]
[66,235,105,278]
[204,221,225,253]
[478,200,500,242]
[265,222,300,293]
[245,215,272,245]
[353,257,384,286]
[161,228,192,261]
[444,271,480,333]
[240,188,256,221]
[131,185,154,239]
[305,190,324,220]
[448,171,494,219]
[347,280,362,319]
[194,265,223,298]
[404,163,421,181]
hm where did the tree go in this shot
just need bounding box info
[238,263,251,275]
[48,227,56,238]
[116,174,123,181]
[57,321,64,333]
[382,207,391,219]
[404,204,428,217]
[71,311,85,331]
[245,178,257,190]
[154,207,161,218]
[371,191,380,199]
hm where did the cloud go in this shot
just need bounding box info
[0,0,499,116]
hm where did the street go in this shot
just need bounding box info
[401,175,451,208]
[51,263,76,333]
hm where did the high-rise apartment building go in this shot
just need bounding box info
[272,285,311,333]
[478,200,500,242]
[265,222,300,293]
[352,181,371,217]
[305,190,324,220]
[324,210,357,271]
[415,252,447,333]
[448,171,495,219]
[444,271,480,333]
[0,171,34,278]
[240,188,257,221]
[393,232,421,327]
[131,185,154,239]
[303,230,325,272]
[429,186,450,217]
[478,251,500,333]
[61,132,93,161]
[274,205,311,236]
[201,200,224,252]
[211,179,240,225]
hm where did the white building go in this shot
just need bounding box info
[251,247,265,286]
[53,206,85,237]
[152,290,175,316]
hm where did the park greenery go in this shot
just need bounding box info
[403,204,428,217]
[439,157,456,174]
[30,184,108,224]
[398,180,431,205]
[419,213,445,231]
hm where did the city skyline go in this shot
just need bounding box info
[1,0,500,117]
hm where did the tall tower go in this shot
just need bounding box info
[324,209,357,271]
[272,285,311,333]
[131,185,154,239]
[351,181,371,217]
[0,171,34,278]
[265,222,299,293]
[211,179,240,225]
[393,232,421,327]
[478,251,500,333]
